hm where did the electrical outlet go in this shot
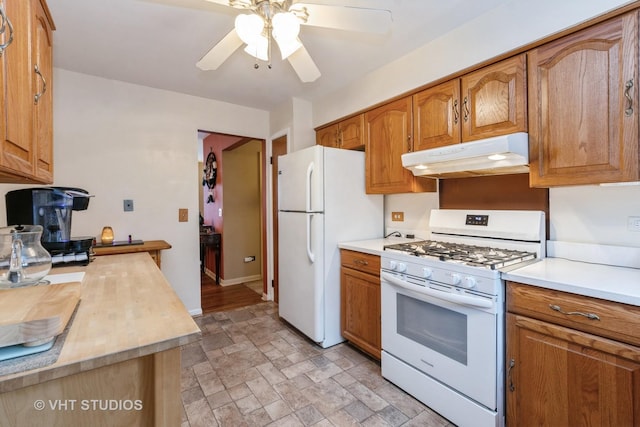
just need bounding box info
[391,212,404,222]
[123,199,134,212]
[628,216,640,231]
[178,208,188,222]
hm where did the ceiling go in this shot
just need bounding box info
[47,0,511,111]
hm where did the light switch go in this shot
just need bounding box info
[178,208,188,222]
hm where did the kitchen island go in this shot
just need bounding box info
[0,253,201,426]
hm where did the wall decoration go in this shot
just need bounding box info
[203,150,217,203]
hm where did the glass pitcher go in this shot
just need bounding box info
[0,225,52,289]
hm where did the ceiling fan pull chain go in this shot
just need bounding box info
[267,23,272,69]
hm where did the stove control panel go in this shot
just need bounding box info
[465,214,489,226]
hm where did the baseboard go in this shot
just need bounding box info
[219,274,261,286]
[189,308,203,317]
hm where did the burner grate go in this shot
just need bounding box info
[384,240,536,270]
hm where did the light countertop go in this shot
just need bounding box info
[338,236,422,256]
[503,257,640,307]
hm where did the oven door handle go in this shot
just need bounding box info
[381,272,493,309]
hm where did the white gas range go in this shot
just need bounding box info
[380,209,545,427]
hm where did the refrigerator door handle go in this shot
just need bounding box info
[306,162,314,212]
[306,213,315,263]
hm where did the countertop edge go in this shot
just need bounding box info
[0,331,200,393]
[502,258,640,307]
[339,237,422,257]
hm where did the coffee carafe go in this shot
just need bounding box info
[5,187,91,255]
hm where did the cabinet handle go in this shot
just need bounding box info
[463,96,470,122]
[624,79,634,117]
[34,65,47,104]
[0,5,14,55]
[407,135,412,152]
[549,304,600,320]
[353,259,369,266]
[453,99,459,125]
[507,358,515,392]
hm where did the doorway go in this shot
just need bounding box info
[198,131,266,312]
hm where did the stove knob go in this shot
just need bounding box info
[450,273,461,285]
[462,276,477,289]
[389,261,398,270]
[396,262,407,273]
[422,268,433,278]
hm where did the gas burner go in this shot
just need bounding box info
[384,240,536,270]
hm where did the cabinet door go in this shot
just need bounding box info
[507,313,640,427]
[528,13,639,187]
[413,79,461,150]
[0,0,34,178]
[365,97,435,194]
[32,0,53,183]
[461,54,527,142]
[340,267,380,359]
[316,123,339,148]
[339,114,364,150]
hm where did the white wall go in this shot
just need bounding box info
[0,69,269,315]
[311,0,639,248]
[313,0,634,126]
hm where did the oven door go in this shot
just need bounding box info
[381,272,498,410]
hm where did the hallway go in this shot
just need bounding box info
[201,273,263,313]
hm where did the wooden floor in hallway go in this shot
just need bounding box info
[201,273,264,313]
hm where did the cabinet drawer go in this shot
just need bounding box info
[340,249,380,276]
[507,281,640,347]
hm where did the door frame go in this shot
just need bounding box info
[265,128,290,302]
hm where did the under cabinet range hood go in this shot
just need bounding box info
[402,132,529,178]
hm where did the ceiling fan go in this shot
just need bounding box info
[196,0,393,83]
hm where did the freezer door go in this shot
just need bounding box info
[278,211,325,343]
[278,145,324,212]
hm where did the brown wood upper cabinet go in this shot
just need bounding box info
[316,114,365,150]
[528,12,639,187]
[0,0,54,184]
[364,97,436,194]
[413,54,527,151]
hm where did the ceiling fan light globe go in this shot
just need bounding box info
[235,14,264,45]
[272,12,300,41]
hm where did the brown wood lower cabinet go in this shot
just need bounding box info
[340,249,381,360]
[506,281,640,426]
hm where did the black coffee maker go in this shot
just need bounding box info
[5,187,93,265]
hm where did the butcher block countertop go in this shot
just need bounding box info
[0,252,201,393]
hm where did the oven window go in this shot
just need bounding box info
[397,294,467,365]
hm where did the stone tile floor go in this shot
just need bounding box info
[180,301,455,426]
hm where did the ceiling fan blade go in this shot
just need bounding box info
[292,3,392,34]
[196,29,243,70]
[287,45,321,83]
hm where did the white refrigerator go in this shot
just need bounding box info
[278,145,383,348]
